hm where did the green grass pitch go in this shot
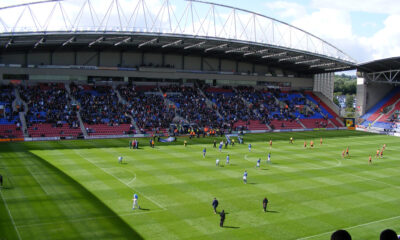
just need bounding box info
[1,130,400,240]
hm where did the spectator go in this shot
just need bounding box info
[331,229,352,240]
[380,229,398,240]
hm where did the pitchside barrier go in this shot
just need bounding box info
[356,126,400,136]
[18,128,348,142]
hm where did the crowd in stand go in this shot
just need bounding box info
[0,85,20,124]
[119,84,174,131]
[205,86,259,126]
[20,83,79,128]
[71,83,130,126]
[6,82,340,137]
[235,86,329,127]
[162,85,222,129]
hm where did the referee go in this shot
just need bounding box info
[212,198,219,214]
[263,197,268,212]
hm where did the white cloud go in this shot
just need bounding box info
[311,0,400,15]
[359,15,400,60]
[265,1,307,19]
[291,8,353,40]
[265,0,400,62]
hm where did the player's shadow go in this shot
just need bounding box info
[223,226,240,229]
[260,168,268,170]
[121,162,128,165]
[248,182,257,185]
[266,210,279,213]
[139,208,150,211]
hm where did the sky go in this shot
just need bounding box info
[210,0,400,63]
[1,0,400,64]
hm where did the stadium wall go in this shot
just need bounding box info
[0,50,280,74]
[364,82,393,114]
[313,73,334,100]
[0,66,313,89]
[0,49,315,89]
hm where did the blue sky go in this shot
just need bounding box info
[209,0,400,63]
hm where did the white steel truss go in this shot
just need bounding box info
[0,0,355,63]
[365,70,400,83]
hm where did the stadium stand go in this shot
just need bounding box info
[359,88,400,131]
[19,83,81,138]
[71,83,131,136]
[119,84,173,135]
[162,85,221,129]
[8,82,343,138]
[0,85,22,138]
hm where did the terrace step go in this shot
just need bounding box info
[197,87,222,119]
[77,112,88,137]
[113,84,126,104]
[15,87,28,137]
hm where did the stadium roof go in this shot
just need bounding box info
[357,57,400,73]
[0,0,356,74]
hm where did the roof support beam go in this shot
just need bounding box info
[114,37,131,46]
[325,66,351,71]
[243,49,268,56]
[225,46,248,53]
[138,38,158,48]
[88,36,104,47]
[205,43,227,52]
[261,52,286,58]
[295,59,319,65]
[278,55,303,62]
[62,36,75,47]
[162,39,182,48]
[184,41,206,50]
[5,38,13,48]
[309,62,335,68]
[366,69,400,83]
[34,37,45,48]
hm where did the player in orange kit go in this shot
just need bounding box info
[368,155,372,165]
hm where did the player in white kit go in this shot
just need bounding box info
[132,193,140,210]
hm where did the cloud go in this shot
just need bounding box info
[311,0,400,15]
[359,15,400,60]
[265,1,307,19]
[291,8,353,40]
[265,0,400,62]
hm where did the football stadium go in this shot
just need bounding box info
[0,0,399,239]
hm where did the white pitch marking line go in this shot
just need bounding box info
[25,165,51,196]
[296,215,400,240]
[74,150,167,210]
[0,190,22,240]
[126,173,137,185]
